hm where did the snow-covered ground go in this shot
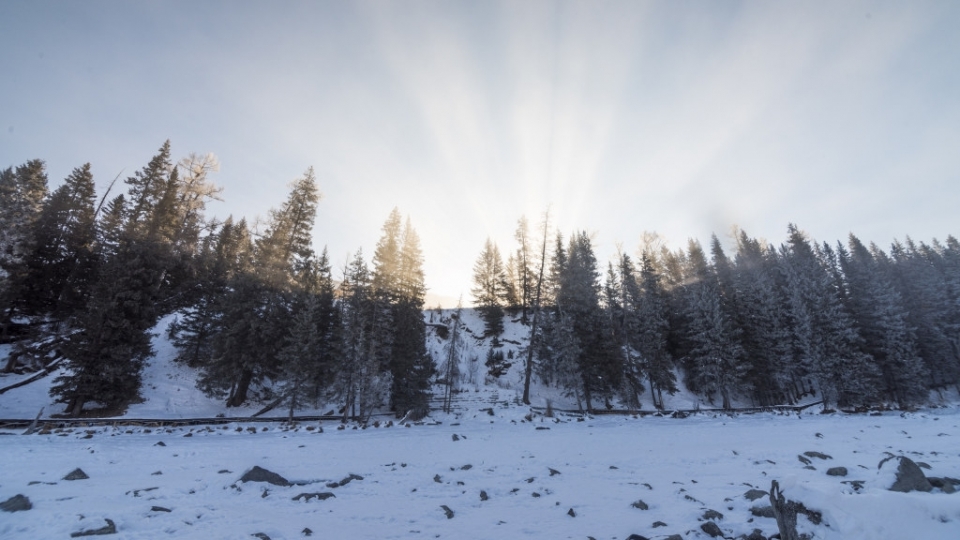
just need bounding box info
[2,407,960,539]
[2,311,960,538]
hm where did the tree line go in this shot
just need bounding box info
[0,142,433,418]
[472,215,960,411]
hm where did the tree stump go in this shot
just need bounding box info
[769,480,800,540]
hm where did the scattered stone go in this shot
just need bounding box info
[525,477,535,483]
[744,529,767,540]
[433,474,442,483]
[702,509,724,521]
[928,477,959,494]
[302,528,313,536]
[150,506,171,512]
[609,465,619,470]
[532,492,541,497]
[218,469,232,474]
[642,482,653,490]
[750,505,776,518]
[652,521,667,528]
[797,455,812,466]
[567,508,576,517]
[64,468,89,481]
[461,464,473,470]
[151,471,162,476]
[183,433,192,438]
[549,467,561,476]
[631,499,649,510]
[292,492,335,502]
[338,473,363,486]
[626,535,649,540]
[127,487,159,497]
[879,456,932,492]
[70,518,116,537]
[452,434,460,441]
[252,534,271,540]
[440,505,454,519]
[535,426,550,430]
[700,521,723,537]
[480,490,489,501]
[154,441,166,447]
[0,494,32,512]
[803,465,816,471]
[664,535,683,540]
[826,467,848,477]
[240,466,291,487]
[744,489,768,501]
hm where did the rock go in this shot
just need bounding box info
[702,509,724,521]
[433,474,442,483]
[879,456,932,492]
[479,490,489,501]
[664,536,683,540]
[842,479,865,491]
[240,466,291,487]
[292,492,335,502]
[302,528,313,536]
[743,529,767,540]
[630,500,649,510]
[917,461,932,470]
[700,521,723,537]
[567,508,576,517]
[750,505,776,518]
[452,434,460,441]
[651,521,668,528]
[252,534,271,540]
[928,477,959,494]
[64,468,89,481]
[549,467,561,476]
[803,451,832,460]
[626,535,649,540]
[440,505,454,519]
[797,455,812,466]
[744,489,768,501]
[461,464,473,470]
[0,494,32,512]
[154,441,165,446]
[70,519,116,537]
[826,467,848,477]
[338,473,363,486]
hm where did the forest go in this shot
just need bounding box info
[2,141,959,418]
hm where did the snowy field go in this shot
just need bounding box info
[3,407,960,539]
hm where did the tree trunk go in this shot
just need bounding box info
[227,369,253,407]
[769,480,801,540]
[70,396,85,418]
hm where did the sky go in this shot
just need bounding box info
[2,0,959,306]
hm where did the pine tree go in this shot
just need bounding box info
[0,159,49,317]
[471,238,507,336]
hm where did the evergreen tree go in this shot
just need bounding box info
[471,238,507,336]
[0,159,49,317]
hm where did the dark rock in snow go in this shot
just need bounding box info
[626,535,649,540]
[64,468,89,481]
[440,505,454,519]
[150,506,171,512]
[803,451,832,460]
[743,529,767,540]
[0,494,32,512]
[916,462,932,470]
[452,434,460,441]
[548,467,561,476]
[252,534,271,540]
[842,480,865,491]
[630,499,649,510]
[292,492,335,502]
[461,464,473,470]
[702,509,724,521]
[433,474,442,483]
[302,528,313,536]
[879,456,932,492]
[240,466,291,487]
[651,521,667,528]
[664,535,683,540]
[70,518,116,537]
[826,467,847,477]
[338,473,363,486]
[480,490,489,501]
[927,477,959,494]
[154,441,166,447]
[750,505,776,518]
[700,521,723,537]
[797,455,812,466]
[744,489,768,501]
[567,508,576,517]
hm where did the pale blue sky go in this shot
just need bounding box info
[2,1,959,305]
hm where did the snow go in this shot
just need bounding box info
[2,312,960,538]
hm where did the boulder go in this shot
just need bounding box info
[0,494,32,512]
[750,505,776,518]
[701,521,723,537]
[240,466,291,487]
[743,529,767,540]
[879,456,932,492]
[702,509,724,521]
[631,499,649,510]
[64,468,89,481]
[826,467,848,477]
[744,489,768,501]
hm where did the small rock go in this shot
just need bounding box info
[744,489,768,501]
[150,506,171,513]
[70,518,116,537]
[797,455,812,466]
[480,490,489,501]
[700,521,723,537]
[750,506,776,518]
[218,469,232,474]
[0,494,32,512]
[548,467,561,476]
[744,529,767,540]
[631,500,649,510]
[461,464,473,470]
[626,535,649,540]
[433,474,442,483]
[154,441,166,447]
[441,505,454,519]
[803,451,832,460]
[928,477,959,494]
[292,492,335,502]
[664,536,683,540]
[826,467,848,477]
[452,434,460,441]
[64,468,89,481]
[702,509,724,521]
[302,528,313,536]
[151,471,162,476]
[525,477,535,483]
[567,508,576,517]
[652,521,667,528]
[240,466,291,487]
[252,534,271,540]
